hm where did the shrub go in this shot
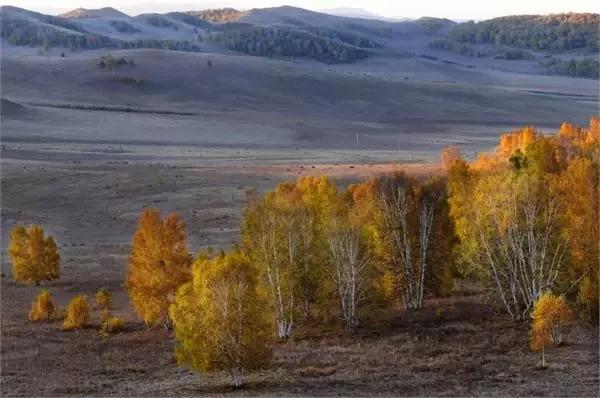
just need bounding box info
[125,209,192,327]
[62,295,91,331]
[28,289,56,322]
[530,292,573,367]
[100,316,125,336]
[95,288,112,309]
[9,225,60,284]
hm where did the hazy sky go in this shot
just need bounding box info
[2,0,599,20]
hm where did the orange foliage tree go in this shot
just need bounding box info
[125,209,192,327]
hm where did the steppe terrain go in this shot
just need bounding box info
[1,5,599,396]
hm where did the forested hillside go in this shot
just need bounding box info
[449,13,599,51]
[210,25,372,62]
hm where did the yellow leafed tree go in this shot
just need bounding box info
[170,250,273,387]
[9,225,60,285]
[126,209,192,327]
[530,292,573,367]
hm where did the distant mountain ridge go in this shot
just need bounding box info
[60,7,129,19]
[1,5,597,75]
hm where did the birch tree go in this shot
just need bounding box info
[242,193,302,338]
[170,251,272,387]
[471,172,568,320]
[377,174,443,309]
[327,220,372,335]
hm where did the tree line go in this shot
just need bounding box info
[8,117,598,386]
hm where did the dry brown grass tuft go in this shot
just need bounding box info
[295,365,337,377]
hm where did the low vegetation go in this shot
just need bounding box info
[530,292,574,367]
[62,295,91,331]
[100,316,125,336]
[95,288,112,309]
[28,289,56,322]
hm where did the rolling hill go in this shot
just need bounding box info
[1,5,598,74]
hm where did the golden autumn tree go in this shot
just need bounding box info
[170,250,273,387]
[125,209,192,327]
[62,295,91,331]
[530,292,573,367]
[241,177,342,337]
[551,157,599,321]
[9,225,60,285]
[28,289,56,322]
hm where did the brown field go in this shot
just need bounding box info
[1,143,598,396]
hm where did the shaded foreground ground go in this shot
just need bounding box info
[1,144,598,396]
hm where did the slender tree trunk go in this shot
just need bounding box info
[542,347,545,368]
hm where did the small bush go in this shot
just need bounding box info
[530,292,573,367]
[28,289,56,322]
[62,295,91,331]
[100,316,125,336]
[95,288,112,309]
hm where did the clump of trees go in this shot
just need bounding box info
[541,57,599,79]
[125,209,192,327]
[241,175,454,337]
[109,20,140,34]
[170,250,273,387]
[189,8,244,23]
[9,225,60,285]
[242,177,341,337]
[530,292,573,367]
[447,117,599,321]
[210,25,370,63]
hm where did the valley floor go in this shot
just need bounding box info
[1,143,598,396]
